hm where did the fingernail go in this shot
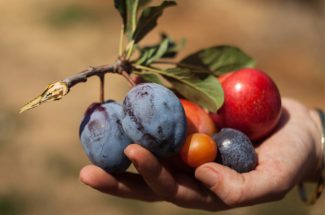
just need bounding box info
[132,158,139,169]
[126,153,139,169]
[195,166,220,188]
[124,145,139,169]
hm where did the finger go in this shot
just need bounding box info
[124,144,178,200]
[79,165,162,202]
[195,162,288,207]
[124,144,227,211]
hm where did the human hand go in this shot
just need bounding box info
[79,98,323,211]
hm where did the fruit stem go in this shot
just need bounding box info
[121,71,136,87]
[99,74,105,103]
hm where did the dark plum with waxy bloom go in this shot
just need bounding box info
[122,83,187,158]
[79,100,132,173]
[212,128,257,173]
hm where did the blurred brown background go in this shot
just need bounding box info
[0,0,324,214]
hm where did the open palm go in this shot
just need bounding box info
[79,98,322,211]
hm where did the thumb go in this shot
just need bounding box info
[195,162,288,207]
[195,163,248,207]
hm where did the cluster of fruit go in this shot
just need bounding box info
[79,83,187,173]
[80,68,282,174]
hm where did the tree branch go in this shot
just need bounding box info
[62,64,116,88]
[20,60,135,113]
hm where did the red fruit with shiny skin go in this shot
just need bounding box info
[212,68,282,141]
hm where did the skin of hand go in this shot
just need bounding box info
[79,98,323,211]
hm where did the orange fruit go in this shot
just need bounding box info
[180,133,217,168]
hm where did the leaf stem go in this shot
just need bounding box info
[119,25,124,57]
[150,60,177,65]
[126,40,135,59]
[131,0,139,34]
[133,64,176,80]
[134,64,162,74]
[152,61,213,74]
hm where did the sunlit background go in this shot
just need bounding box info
[0,0,324,214]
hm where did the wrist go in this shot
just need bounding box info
[297,108,325,205]
[308,109,324,182]
[298,108,323,182]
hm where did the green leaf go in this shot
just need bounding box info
[133,0,176,43]
[180,45,255,76]
[114,0,126,23]
[140,67,223,112]
[136,38,169,65]
[165,37,186,58]
[114,0,139,40]
[158,34,186,59]
[166,68,224,112]
[135,34,184,65]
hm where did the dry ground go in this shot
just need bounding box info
[0,0,324,215]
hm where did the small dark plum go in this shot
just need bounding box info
[122,83,186,157]
[79,100,132,173]
[212,128,257,173]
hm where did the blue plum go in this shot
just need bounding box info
[121,83,186,157]
[79,100,132,173]
[212,128,257,173]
